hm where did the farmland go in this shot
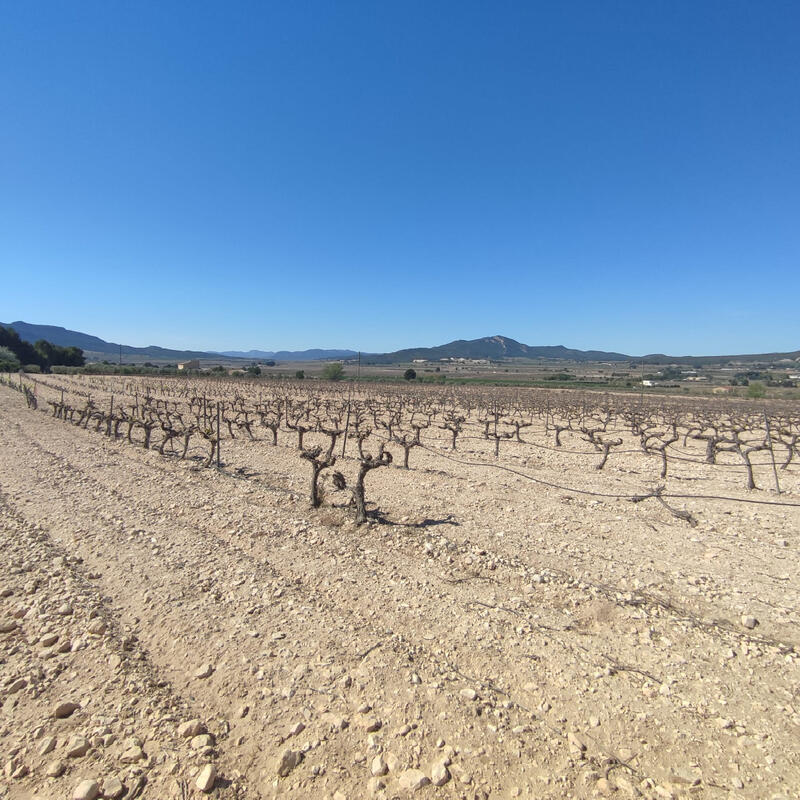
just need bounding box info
[1,374,799,799]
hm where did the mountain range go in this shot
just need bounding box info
[2,321,798,366]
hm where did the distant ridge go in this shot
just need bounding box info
[366,335,631,363]
[2,322,797,366]
[367,335,800,365]
[218,348,359,361]
[0,321,212,361]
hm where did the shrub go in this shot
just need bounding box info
[404,368,416,381]
[322,363,345,381]
[0,345,21,372]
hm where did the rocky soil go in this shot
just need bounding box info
[1,383,799,799]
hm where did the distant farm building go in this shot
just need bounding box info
[178,359,200,371]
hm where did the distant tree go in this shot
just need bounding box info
[0,345,20,371]
[747,381,766,399]
[264,360,276,367]
[404,368,417,381]
[0,326,43,369]
[322,362,345,381]
[245,365,261,376]
[295,370,305,379]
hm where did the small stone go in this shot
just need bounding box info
[66,735,91,757]
[741,615,758,629]
[589,716,600,728]
[431,760,451,786]
[119,746,144,763]
[10,761,29,779]
[398,769,430,791]
[191,734,215,749]
[459,688,478,701]
[102,777,126,799]
[370,754,388,777]
[567,732,587,753]
[54,701,80,718]
[287,721,305,737]
[40,633,59,647]
[358,716,382,733]
[7,678,27,693]
[87,620,107,635]
[178,719,206,738]
[39,736,57,756]
[323,713,349,732]
[46,759,66,777]
[277,748,302,777]
[195,764,217,793]
[72,779,100,800]
[57,603,74,616]
[194,664,214,679]
[0,619,19,633]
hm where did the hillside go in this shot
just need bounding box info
[218,348,359,361]
[2,322,797,366]
[366,335,631,364]
[0,321,213,362]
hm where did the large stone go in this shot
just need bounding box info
[72,780,100,800]
[54,701,80,718]
[196,764,217,793]
[398,769,430,791]
[102,777,126,799]
[431,760,450,786]
[194,664,214,679]
[119,746,144,763]
[276,749,302,777]
[46,760,66,777]
[178,719,206,738]
[66,736,91,758]
[370,754,388,777]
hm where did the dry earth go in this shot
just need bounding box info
[1,383,799,800]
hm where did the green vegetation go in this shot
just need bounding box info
[322,362,345,381]
[0,325,85,371]
[403,368,417,381]
[0,345,20,371]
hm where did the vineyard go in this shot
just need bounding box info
[1,373,799,799]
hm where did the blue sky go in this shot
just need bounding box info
[2,1,798,356]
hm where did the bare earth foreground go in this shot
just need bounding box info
[1,384,799,800]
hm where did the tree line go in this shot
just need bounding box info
[0,326,85,372]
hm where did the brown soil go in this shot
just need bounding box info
[1,383,798,800]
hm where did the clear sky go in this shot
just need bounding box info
[2,1,798,356]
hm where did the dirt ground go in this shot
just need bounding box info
[1,382,798,800]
